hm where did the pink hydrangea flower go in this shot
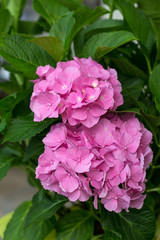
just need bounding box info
[30,57,123,127]
[36,113,153,212]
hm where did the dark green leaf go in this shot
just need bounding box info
[0,89,31,115]
[23,135,44,161]
[24,217,55,240]
[121,76,144,100]
[0,9,13,33]
[0,35,55,77]
[56,210,95,240]
[74,19,123,56]
[58,0,84,11]
[33,0,71,26]
[103,230,122,240]
[0,149,14,180]
[72,6,109,38]
[111,56,148,80]
[115,1,156,53]
[102,207,155,240]
[82,31,136,59]
[25,191,67,226]
[50,14,75,50]
[4,201,31,240]
[18,21,43,35]
[31,36,65,62]
[3,115,56,143]
[149,63,160,112]
[0,112,12,133]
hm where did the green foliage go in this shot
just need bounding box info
[149,64,160,112]
[31,36,65,62]
[56,210,95,240]
[0,0,160,239]
[0,35,55,77]
[82,31,136,59]
[3,115,56,143]
[4,201,31,240]
[101,207,156,240]
[33,0,71,26]
[0,9,13,33]
[25,191,67,225]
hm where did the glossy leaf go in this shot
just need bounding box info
[56,210,95,240]
[82,31,136,59]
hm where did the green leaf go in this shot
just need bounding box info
[82,31,136,59]
[58,0,84,11]
[149,64,160,112]
[45,229,56,240]
[31,36,65,62]
[56,210,95,240]
[24,217,55,240]
[2,0,26,31]
[115,1,156,53]
[0,89,31,115]
[0,212,14,239]
[101,207,155,240]
[0,35,55,77]
[4,201,31,240]
[121,76,144,100]
[3,115,56,143]
[103,230,122,240]
[72,6,109,38]
[50,14,75,50]
[0,9,13,33]
[25,191,67,226]
[18,21,43,35]
[33,0,71,26]
[138,0,160,59]
[111,56,148,80]
[74,19,123,56]
[0,151,14,180]
[23,135,44,161]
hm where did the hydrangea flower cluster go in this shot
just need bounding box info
[30,57,123,127]
[36,113,153,213]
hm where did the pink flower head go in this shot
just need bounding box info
[36,113,153,213]
[30,57,123,127]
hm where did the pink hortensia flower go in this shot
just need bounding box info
[30,57,123,127]
[101,187,130,213]
[43,123,67,149]
[30,92,61,121]
[55,165,79,193]
[66,147,94,173]
[36,113,153,212]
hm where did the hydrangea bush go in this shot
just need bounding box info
[0,0,160,240]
